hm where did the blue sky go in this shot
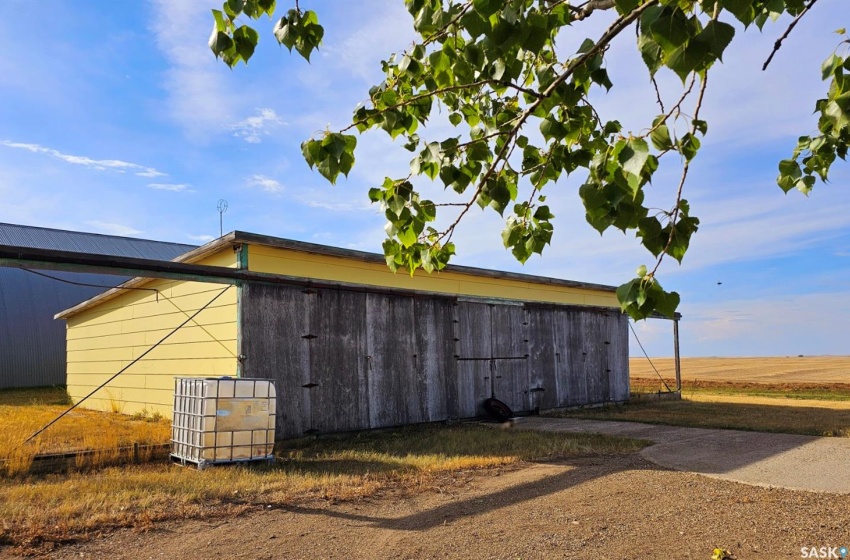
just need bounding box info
[0,1,848,358]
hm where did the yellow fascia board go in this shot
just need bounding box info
[247,243,618,308]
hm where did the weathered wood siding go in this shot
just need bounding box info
[241,283,628,438]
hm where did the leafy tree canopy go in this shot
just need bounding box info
[209,0,849,320]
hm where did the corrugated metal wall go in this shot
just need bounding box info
[0,223,193,389]
[241,282,629,439]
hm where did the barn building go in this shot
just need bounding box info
[56,231,630,438]
[0,223,193,389]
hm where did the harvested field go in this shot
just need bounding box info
[630,355,850,384]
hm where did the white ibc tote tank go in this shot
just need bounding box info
[171,377,277,468]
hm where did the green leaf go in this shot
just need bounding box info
[243,0,259,18]
[654,289,680,318]
[429,50,450,73]
[225,0,245,18]
[665,39,711,82]
[678,133,701,161]
[638,34,663,76]
[614,0,640,14]
[233,25,259,63]
[697,20,735,63]
[472,0,502,18]
[257,0,276,16]
[692,119,708,135]
[522,13,550,53]
[398,227,417,248]
[209,28,234,60]
[273,16,296,50]
[619,138,650,194]
[212,9,227,32]
[719,0,755,25]
[777,158,802,192]
[617,278,680,320]
[822,54,842,81]
[650,9,692,54]
[461,10,490,38]
[650,116,673,150]
[577,38,595,55]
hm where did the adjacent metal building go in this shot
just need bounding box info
[0,223,193,389]
[57,231,630,437]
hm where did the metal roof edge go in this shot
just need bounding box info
[229,231,618,293]
[55,233,240,320]
[0,221,195,249]
[56,230,622,320]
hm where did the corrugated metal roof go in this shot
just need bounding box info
[0,222,193,259]
[0,223,194,389]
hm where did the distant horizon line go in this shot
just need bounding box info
[628,354,850,359]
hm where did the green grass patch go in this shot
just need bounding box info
[0,386,72,407]
[630,378,850,401]
[553,398,850,437]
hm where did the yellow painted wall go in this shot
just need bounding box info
[64,250,239,418]
[247,244,619,308]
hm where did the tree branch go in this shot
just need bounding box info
[434,1,659,248]
[650,70,709,277]
[422,1,474,46]
[762,0,820,71]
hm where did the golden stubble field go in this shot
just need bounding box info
[630,355,850,384]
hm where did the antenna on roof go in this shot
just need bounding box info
[217,199,228,238]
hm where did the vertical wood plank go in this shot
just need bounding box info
[608,312,630,401]
[454,301,492,417]
[579,312,600,404]
[525,306,559,410]
[365,293,420,428]
[561,310,587,406]
[240,283,311,439]
[489,304,529,413]
[308,289,369,433]
[414,297,454,421]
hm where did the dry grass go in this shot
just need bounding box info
[0,423,645,550]
[0,387,171,476]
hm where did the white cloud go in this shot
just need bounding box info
[136,169,168,178]
[321,4,415,83]
[2,140,166,178]
[229,108,285,143]
[148,183,190,192]
[187,234,214,242]
[295,195,371,212]
[246,174,284,194]
[148,0,235,138]
[85,220,143,236]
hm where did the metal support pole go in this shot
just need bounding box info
[673,317,682,393]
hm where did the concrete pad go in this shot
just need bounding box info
[516,417,850,494]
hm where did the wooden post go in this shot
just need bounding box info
[673,317,681,393]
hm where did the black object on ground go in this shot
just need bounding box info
[483,398,514,422]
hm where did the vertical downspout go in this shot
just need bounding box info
[235,243,248,378]
[673,315,681,393]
